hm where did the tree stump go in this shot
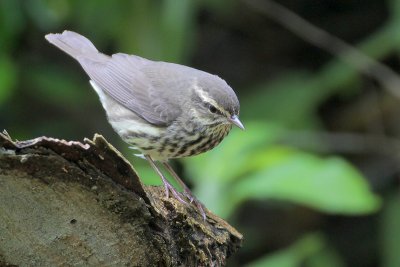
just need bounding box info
[0,131,242,266]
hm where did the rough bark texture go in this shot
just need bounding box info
[0,131,242,267]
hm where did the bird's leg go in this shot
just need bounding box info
[145,155,187,205]
[163,162,206,220]
[162,162,194,202]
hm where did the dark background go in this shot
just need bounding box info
[1,1,399,266]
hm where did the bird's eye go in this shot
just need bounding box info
[208,105,218,114]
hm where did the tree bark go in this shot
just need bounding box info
[0,131,242,267]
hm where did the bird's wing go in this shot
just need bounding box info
[78,53,186,125]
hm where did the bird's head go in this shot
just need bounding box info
[190,75,244,130]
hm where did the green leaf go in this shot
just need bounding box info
[231,148,381,215]
[306,244,345,267]
[245,233,325,267]
[185,122,379,217]
[184,122,284,183]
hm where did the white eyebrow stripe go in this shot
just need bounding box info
[193,79,219,107]
[192,78,232,117]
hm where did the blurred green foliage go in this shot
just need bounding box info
[1,0,398,266]
[381,194,400,267]
[246,233,345,267]
[186,123,380,218]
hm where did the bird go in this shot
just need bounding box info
[45,30,244,220]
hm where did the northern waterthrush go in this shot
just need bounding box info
[45,31,244,219]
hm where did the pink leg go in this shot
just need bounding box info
[163,162,207,221]
[145,155,187,205]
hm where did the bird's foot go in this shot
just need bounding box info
[182,187,207,221]
[161,162,208,220]
[163,182,206,221]
[161,178,188,205]
[193,198,207,221]
[182,187,195,203]
[145,155,188,205]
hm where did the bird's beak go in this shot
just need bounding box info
[229,115,245,130]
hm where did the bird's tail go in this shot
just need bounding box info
[45,30,104,60]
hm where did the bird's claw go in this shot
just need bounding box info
[182,189,206,220]
[162,179,188,205]
[183,189,195,203]
[162,182,207,220]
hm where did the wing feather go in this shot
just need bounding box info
[47,31,195,126]
[78,54,180,125]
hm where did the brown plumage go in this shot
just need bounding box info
[45,30,244,220]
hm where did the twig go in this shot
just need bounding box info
[243,0,400,99]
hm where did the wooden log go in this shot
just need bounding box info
[0,131,242,266]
